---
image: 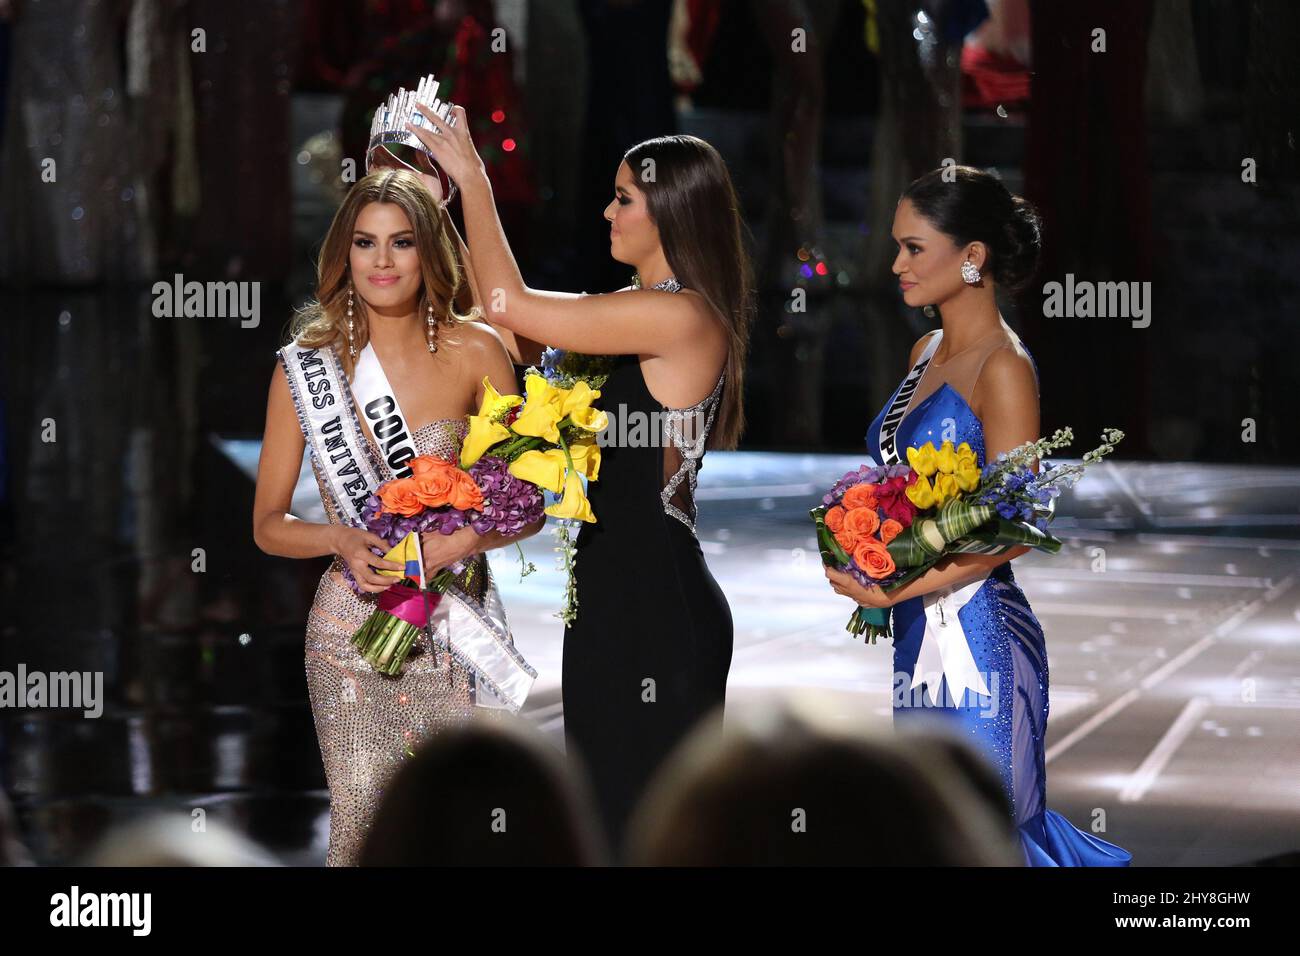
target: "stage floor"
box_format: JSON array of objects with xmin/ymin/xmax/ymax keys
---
[{"xmin": 11, "ymin": 446, "xmax": 1300, "ymax": 866}]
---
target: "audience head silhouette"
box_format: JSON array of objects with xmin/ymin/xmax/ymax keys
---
[
  {"xmin": 625, "ymin": 695, "xmax": 1023, "ymax": 865},
  {"xmin": 359, "ymin": 717, "xmax": 605, "ymax": 866}
]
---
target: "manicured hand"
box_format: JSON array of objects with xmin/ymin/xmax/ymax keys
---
[
  {"xmin": 405, "ymin": 103, "xmax": 486, "ymax": 193},
  {"xmin": 334, "ymin": 526, "xmax": 405, "ymax": 593},
  {"xmin": 421, "ymin": 526, "xmax": 478, "ymax": 576},
  {"xmin": 824, "ymin": 565, "xmax": 895, "ymax": 608}
]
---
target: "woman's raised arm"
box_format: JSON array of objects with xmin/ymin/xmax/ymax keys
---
[
  {"xmin": 447, "ymin": 215, "xmax": 545, "ymax": 367},
  {"xmin": 407, "ymin": 103, "xmax": 716, "ymax": 358}
]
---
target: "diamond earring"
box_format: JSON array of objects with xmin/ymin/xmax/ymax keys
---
[
  {"xmin": 426, "ymin": 300, "xmax": 438, "ymax": 353},
  {"xmin": 961, "ymin": 260, "xmax": 981, "ymax": 285},
  {"xmin": 346, "ymin": 284, "xmax": 357, "ymax": 359}
]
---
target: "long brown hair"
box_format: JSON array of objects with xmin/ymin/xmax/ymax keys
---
[
  {"xmin": 289, "ymin": 168, "xmax": 479, "ymax": 376},
  {"xmin": 622, "ymin": 135, "xmax": 753, "ymax": 450}
]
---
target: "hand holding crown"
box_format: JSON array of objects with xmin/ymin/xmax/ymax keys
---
[
  {"xmin": 365, "ymin": 74, "xmax": 479, "ymax": 205},
  {"xmin": 406, "ymin": 101, "xmax": 487, "ymax": 199}
]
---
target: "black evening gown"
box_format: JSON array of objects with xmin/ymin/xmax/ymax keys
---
[{"xmin": 562, "ymin": 319, "xmax": 733, "ymax": 852}]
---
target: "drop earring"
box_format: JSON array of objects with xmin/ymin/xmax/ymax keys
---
[
  {"xmin": 426, "ymin": 300, "xmax": 437, "ymax": 353},
  {"xmin": 961, "ymin": 260, "xmax": 981, "ymax": 285},
  {"xmin": 346, "ymin": 284, "xmax": 357, "ymax": 359}
]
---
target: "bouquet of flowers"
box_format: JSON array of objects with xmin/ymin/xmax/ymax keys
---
[
  {"xmin": 460, "ymin": 359, "xmax": 609, "ymax": 624},
  {"xmin": 344, "ymin": 451, "xmax": 545, "ymax": 676},
  {"xmin": 811, "ymin": 427, "xmax": 1124, "ymax": 643}
]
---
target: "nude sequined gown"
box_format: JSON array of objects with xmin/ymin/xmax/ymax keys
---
[{"xmin": 303, "ymin": 417, "xmax": 508, "ymax": 866}]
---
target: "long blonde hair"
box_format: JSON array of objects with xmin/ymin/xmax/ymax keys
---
[{"xmin": 289, "ymin": 168, "xmax": 479, "ymax": 376}]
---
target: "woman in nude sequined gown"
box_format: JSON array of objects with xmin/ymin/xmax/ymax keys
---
[
  {"xmin": 404, "ymin": 108, "xmax": 754, "ymax": 852},
  {"xmin": 254, "ymin": 169, "xmax": 542, "ymax": 865}
]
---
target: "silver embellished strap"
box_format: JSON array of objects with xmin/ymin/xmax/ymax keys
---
[
  {"xmin": 644, "ymin": 275, "xmax": 725, "ymax": 537},
  {"xmin": 660, "ymin": 371, "xmax": 725, "ymax": 536}
]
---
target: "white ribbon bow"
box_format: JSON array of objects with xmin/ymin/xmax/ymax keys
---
[{"xmin": 910, "ymin": 574, "xmax": 993, "ymax": 706}]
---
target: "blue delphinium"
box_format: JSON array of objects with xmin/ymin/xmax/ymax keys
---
[{"xmin": 539, "ymin": 347, "xmax": 566, "ymax": 384}]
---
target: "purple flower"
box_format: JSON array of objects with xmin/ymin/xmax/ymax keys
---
[{"xmin": 465, "ymin": 455, "xmax": 545, "ymax": 536}]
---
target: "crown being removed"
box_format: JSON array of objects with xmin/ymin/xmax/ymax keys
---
[{"xmin": 365, "ymin": 73, "xmax": 459, "ymax": 202}]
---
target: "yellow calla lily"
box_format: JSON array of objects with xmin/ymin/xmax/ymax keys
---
[
  {"xmin": 906, "ymin": 474, "xmax": 936, "ymax": 509},
  {"xmin": 461, "ymin": 416, "xmax": 512, "ymax": 468},
  {"xmin": 568, "ymin": 439, "xmax": 601, "ymax": 480},
  {"xmin": 906, "ymin": 442, "xmax": 939, "ymax": 478},
  {"xmin": 476, "ymin": 375, "xmax": 523, "ymax": 421},
  {"xmin": 545, "ymin": 470, "xmax": 596, "ymax": 522},
  {"xmin": 559, "ymin": 380, "xmax": 601, "ymax": 417},
  {"xmin": 522, "ymin": 371, "xmax": 567, "ymax": 407},
  {"xmin": 568, "ymin": 405, "xmax": 608, "ymax": 434},
  {"xmin": 511, "ymin": 375, "xmax": 565, "ymax": 444},
  {"xmin": 507, "ymin": 448, "xmax": 568, "ymax": 493}
]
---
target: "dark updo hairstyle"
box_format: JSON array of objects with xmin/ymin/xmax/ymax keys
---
[{"xmin": 901, "ymin": 165, "xmax": 1043, "ymax": 293}]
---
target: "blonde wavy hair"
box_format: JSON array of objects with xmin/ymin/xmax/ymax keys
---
[{"xmin": 289, "ymin": 168, "xmax": 481, "ymax": 377}]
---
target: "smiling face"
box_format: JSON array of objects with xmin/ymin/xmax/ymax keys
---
[
  {"xmin": 891, "ymin": 198, "xmax": 984, "ymax": 309},
  {"xmin": 603, "ymin": 161, "xmax": 660, "ymax": 266},
  {"xmin": 349, "ymin": 201, "xmax": 423, "ymax": 311}
]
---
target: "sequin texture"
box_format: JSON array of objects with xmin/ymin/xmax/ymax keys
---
[
  {"xmin": 304, "ymin": 417, "xmax": 507, "ymax": 866},
  {"xmin": 648, "ymin": 277, "xmax": 726, "ymax": 537}
]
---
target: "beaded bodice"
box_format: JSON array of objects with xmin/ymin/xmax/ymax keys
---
[{"xmin": 647, "ymin": 277, "xmax": 726, "ymax": 536}]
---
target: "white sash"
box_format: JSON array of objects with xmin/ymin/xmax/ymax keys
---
[
  {"xmin": 352, "ymin": 342, "xmax": 421, "ymax": 479},
  {"xmin": 877, "ymin": 330, "xmax": 943, "ymax": 465},
  {"xmin": 911, "ymin": 573, "xmax": 994, "ymax": 707},
  {"xmin": 278, "ymin": 342, "xmax": 380, "ymax": 526},
  {"xmin": 276, "ymin": 341, "xmax": 537, "ymax": 713}
]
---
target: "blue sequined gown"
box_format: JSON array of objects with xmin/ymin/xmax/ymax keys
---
[{"xmin": 865, "ymin": 330, "xmax": 1131, "ymax": 867}]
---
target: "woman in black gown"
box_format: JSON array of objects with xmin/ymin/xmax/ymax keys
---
[{"xmin": 404, "ymin": 110, "xmax": 752, "ymax": 851}]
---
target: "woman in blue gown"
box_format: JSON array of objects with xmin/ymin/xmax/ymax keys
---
[{"xmin": 826, "ymin": 166, "xmax": 1131, "ymax": 867}]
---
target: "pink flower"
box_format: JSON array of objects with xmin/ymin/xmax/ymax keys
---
[{"xmin": 876, "ymin": 474, "xmax": 918, "ymax": 527}]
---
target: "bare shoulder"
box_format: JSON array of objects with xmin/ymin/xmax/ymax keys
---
[
  {"xmin": 673, "ymin": 288, "xmax": 731, "ymax": 344},
  {"xmin": 269, "ymin": 353, "xmax": 292, "ymax": 394},
  {"xmin": 676, "ymin": 287, "xmax": 718, "ymax": 319},
  {"xmin": 978, "ymin": 339, "xmax": 1038, "ymax": 398},
  {"xmin": 459, "ymin": 319, "xmax": 510, "ymax": 356},
  {"xmin": 908, "ymin": 329, "xmax": 941, "ymax": 366}
]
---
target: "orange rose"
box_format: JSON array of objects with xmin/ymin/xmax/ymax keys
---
[
  {"xmin": 841, "ymin": 483, "xmax": 878, "ymax": 511},
  {"xmin": 412, "ymin": 464, "xmax": 457, "ymax": 509},
  {"xmin": 448, "ymin": 471, "xmax": 484, "ymax": 512},
  {"xmin": 824, "ymin": 505, "xmax": 846, "ymax": 533},
  {"xmin": 377, "ymin": 477, "xmax": 425, "ymax": 517},
  {"xmin": 833, "ymin": 527, "xmax": 859, "ymax": 552},
  {"xmin": 842, "ymin": 506, "xmax": 880, "ymax": 539},
  {"xmin": 853, "ymin": 538, "xmax": 897, "ymax": 579},
  {"xmin": 408, "ymin": 454, "xmax": 449, "ymax": 477},
  {"xmin": 879, "ymin": 518, "xmax": 903, "ymax": 545}
]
